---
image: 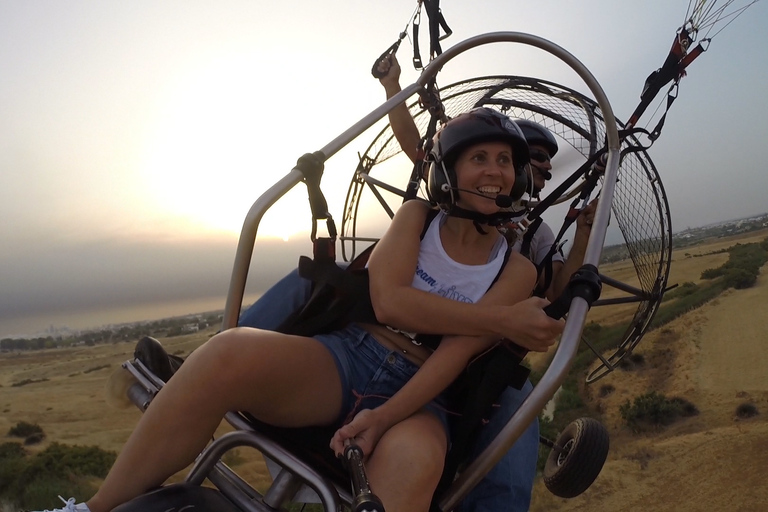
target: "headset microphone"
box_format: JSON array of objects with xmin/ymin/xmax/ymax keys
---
[{"xmin": 495, "ymin": 194, "xmax": 513, "ymax": 208}]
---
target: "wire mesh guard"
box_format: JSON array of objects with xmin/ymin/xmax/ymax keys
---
[{"xmin": 341, "ymin": 75, "xmax": 672, "ymax": 382}]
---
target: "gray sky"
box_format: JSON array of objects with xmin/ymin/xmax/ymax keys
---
[{"xmin": 2, "ymin": 1, "xmax": 767, "ymax": 337}]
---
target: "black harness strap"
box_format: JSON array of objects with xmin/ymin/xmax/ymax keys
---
[
  {"xmin": 424, "ymin": 0, "xmax": 451, "ymax": 60},
  {"xmin": 518, "ymin": 129, "xmax": 647, "ymax": 294},
  {"xmin": 420, "ymin": 207, "xmax": 440, "ymax": 238},
  {"xmin": 648, "ymin": 82, "xmax": 679, "ymax": 142},
  {"xmin": 294, "ymin": 151, "xmax": 337, "ymax": 243},
  {"xmin": 278, "ymin": 205, "xmax": 439, "ymax": 337},
  {"xmin": 518, "ymin": 148, "xmax": 606, "ymax": 235},
  {"xmin": 412, "ymin": 0, "xmax": 451, "ymax": 69},
  {"xmin": 404, "ymin": 80, "xmax": 445, "ymax": 202},
  {"xmin": 412, "ymin": 6, "xmax": 423, "ymax": 69},
  {"xmin": 520, "ymin": 216, "xmax": 542, "ymax": 260},
  {"xmin": 519, "ymin": 216, "xmax": 561, "ymax": 298},
  {"xmin": 277, "ymin": 247, "xmax": 378, "ymax": 337}
]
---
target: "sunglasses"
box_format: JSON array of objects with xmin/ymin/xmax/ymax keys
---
[{"xmin": 529, "ymin": 150, "xmax": 551, "ymax": 163}]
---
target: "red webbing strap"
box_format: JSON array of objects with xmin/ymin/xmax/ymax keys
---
[{"xmin": 678, "ymin": 41, "xmax": 706, "ymax": 70}]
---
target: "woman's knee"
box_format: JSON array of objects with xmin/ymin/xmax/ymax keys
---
[
  {"xmin": 184, "ymin": 328, "xmax": 272, "ymax": 386},
  {"xmin": 375, "ymin": 413, "xmax": 447, "ymax": 481},
  {"xmin": 364, "ymin": 413, "xmax": 447, "ymax": 512}
]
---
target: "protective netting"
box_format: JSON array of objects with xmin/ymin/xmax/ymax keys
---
[{"xmin": 342, "ymin": 76, "xmax": 672, "ymax": 381}]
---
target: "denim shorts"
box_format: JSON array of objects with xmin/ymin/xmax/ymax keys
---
[{"xmin": 312, "ymin": 323, "xmax": 452, "ymax": 434}]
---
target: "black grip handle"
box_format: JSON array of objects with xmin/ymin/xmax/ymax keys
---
[
  {"xmin": 543, "ymin": 292, "xmax": 572, "ymax": 320},
  {"xmin": 503, "ymin": 293, "xmax": 571, "ymax": 358},
  {"xmin": 543, "ymin": 264, "xmax": 601, "ymax": 320},
  {"xmin": 371, "ymin": 40, "xmax": 401, "ymax": 79},
  {"xmin": 344, "ymin": 443, "xmax": 385, "ymax": 512}
]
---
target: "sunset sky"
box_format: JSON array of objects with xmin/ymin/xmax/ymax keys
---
[{"xmin": 2, "ymin": 0, "xmax": 767, "ymax": 337}]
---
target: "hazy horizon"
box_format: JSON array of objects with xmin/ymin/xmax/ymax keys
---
[
  {"xmin": 4, "ymin": 209, "xmax": 766, "ymax": 340},
  {"xmin": 0, "ymin": 293, "xmax": 260, "ymax": 340}
]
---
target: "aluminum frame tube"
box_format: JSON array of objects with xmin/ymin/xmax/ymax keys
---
[
  {"xmin": 426, "ymin": 33, "xmax": 621, "ymax": 512},
  {"xmin": 215, "ymin": 30, "xmax": 621, "ymax": 512},
  {"xmin": 221, "ymin": 84, "xmax": 424, "ymax": 329},
  {"xmin": 186, "ymin": 430, "xmax": 343, "ymax": 512}
]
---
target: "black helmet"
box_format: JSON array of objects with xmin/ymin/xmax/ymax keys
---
[
  {"xmin": 427, "ymin": 108, "xmax": 529, "ymax": 209},
  {"xmin": 514, "ymin": 119, "xmax": 558, "ymax": 157}
]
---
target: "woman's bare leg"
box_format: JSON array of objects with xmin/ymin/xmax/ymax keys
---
[
  {"xmin": 365, "ymin": 411, "xmax": 447, "ymax": 512},
  {"xmin": 87, "ymin": 328, "xmax": 343, "ymax": 512}
]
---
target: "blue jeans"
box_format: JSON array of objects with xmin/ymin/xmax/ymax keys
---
[
  {"xmin": 313, "ymin": 323, "xmax": 452, "ymax": 433},
  {"xmin": 458, "ymin": 381, "xmax": 538, "ymax": 512},
  {"xmin": 238, "ymin": 269, "xmax": 538, "ymax": 512}
]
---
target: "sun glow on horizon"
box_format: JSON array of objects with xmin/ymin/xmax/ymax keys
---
[
  {"xmin": 133, "ymin": 43, "xmax": 435, "ymax": 243},
  {"xmin": 137, "ymin": 51, "xmax": 342, "ymax": 240}
]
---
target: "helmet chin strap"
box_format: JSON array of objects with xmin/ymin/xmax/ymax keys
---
[
  {"xmin": 440, "ymin": 185, "xmax": 521, "ymax": 233},
  {"xmin": 445, "ymin": 205, "xmax": 517, "ymax": 233}
]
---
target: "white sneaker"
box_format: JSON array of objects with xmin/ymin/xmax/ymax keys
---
[{"xmin": 31, "ymin": 496, "xmax": 91, "ymax": 512}]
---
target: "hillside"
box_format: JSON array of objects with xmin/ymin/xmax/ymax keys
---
[
  {"xmin": 1, "ymin": 230, "xmax": 767, "ymax": 510},
  {"xmin": 531, "ymin": 229, "xmax": 768, "ymax": 511}
]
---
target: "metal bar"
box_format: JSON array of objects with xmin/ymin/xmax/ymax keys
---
[
  {"xmin": 208, "ymin": 463, "xmax": 260, "ymax": 501},
  {"xmin": 185, "ymin": 431, "xmax": 342, "ymax": 512},
  {"xmin": 339, "ymin": 236, "xmax": 380, "ymax": 243},
  {"xmin": 261, "ymin": 468, "xmax": 305, "ymax": 510},
  {"xmin": 125, "ymin": 382, "xmax": 153, "ymax": 412},
  {"xmin": 431, "ymin": 32, "xmax": 621, "ymax": 512},
  {"xmin": 317, "ymin": 83, "xmax": 425, "ymax": 160},
  {"xmin": 593, "ymin": 296, "xmax": 646, "ymax": 307},
  {"xmin": 599, "ymin": 273, "xmax": 652, "ymax": 298},
  {"xmin": 121, "ymin": 361, "xmax": 159, "ymax": 397},
  {"xmin": 440, "ymin": 300, "xmax": 591, "ymax": 510},
  {"xmin": 206, "ymin": 466, "xmax": 275, "ymax": 512},
  {"xmin": 221, "ymin": 170, "xmax": 304, "ymax": 329},
  {"xmin": 221, "ymin": 84, "xmax": 426, "ymax": 330},
  {"xmin": 213, "ymin": 30, "xmax": 622, "ymax": 512},
  {"xmin": 365, "ymin": 179, "xmax": 396, "ymax": 219},
  {"xmin": 361, "ymin": 174, "xmax": 407, "ymax": 197},
  {"xmin": 224, "ymin": 413, "xmax": 354, "ymax": 506}
]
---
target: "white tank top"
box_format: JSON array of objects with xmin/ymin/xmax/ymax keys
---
[{"xmin": 412, "ymin": 211, "xmax": 508, "ymax": 303}]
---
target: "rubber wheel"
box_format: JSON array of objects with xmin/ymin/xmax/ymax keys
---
[{"xmin": 543, "ymin": 417, "xmax": 609, "ymax": 498}]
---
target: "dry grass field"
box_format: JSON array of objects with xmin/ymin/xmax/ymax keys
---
[
  {"xmin": 531, "ymin": 229, "xmax": 768, "ymax": 511},
  {"xmin": 1, "ymin": 229, "xmax": 767, "ymax": 510}
]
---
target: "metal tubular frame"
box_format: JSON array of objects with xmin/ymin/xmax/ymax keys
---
[
  {"xmin": 126, "ymin": 31, "xmax": 621, "ymax": 512},
  {"xmin": 429, "ymin": 34, "xmax": 620, "ymax": 511}
]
